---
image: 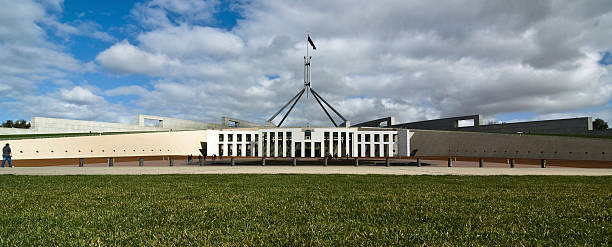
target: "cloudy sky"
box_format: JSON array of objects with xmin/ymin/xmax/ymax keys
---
[{"xmin": 1, "ymin": 0, "xmax": 611, "ymax": 127}]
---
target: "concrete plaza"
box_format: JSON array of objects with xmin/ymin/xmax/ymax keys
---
[{"xmin": 1, "ymin": 165, "xmax": 611, "ymax": 176}]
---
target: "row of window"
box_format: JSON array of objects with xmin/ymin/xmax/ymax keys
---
[
  {"xmin": 261, "ymin": 132, "xmax": 293, "ymax": 141},
  {"xmin": 219, "ymin": 133, "xmax": 258, "ymax": 142},
  {"xmin": 356, "ymin": 133, "xmax": 397, "ymax": 142},
  {"xmin": 220, "ymin": 131, "xmax": 398, "ymax": 143},
  {"xmin": 217, "ymin": 141, "xmax": 396, "ymax": 157}
]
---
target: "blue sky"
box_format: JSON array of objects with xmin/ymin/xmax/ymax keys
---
[{"xmin": 1, "ymin": 0, "xmax": 612, "ymax": 126}]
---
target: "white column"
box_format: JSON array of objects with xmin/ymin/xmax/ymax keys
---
[
  {"xmin": 266, "ymin": 133, "xmax": 270, "ymax": 157},
  {"xmin": 351, "ymin": 132, "xmax": 356, "ymax": 157},
  {"xmin": 257, "ymin": 134, "xmax": 262, "ymax": 157},
  {"xmin": 320, "ymin": 141, "xmax": 324, "ymax": 157},
  {"xmin": 309, "ymin": 142, "xmax": 313, "ymax": 157},
  {"xmin": 291, "ymin": 141, "xmax": 295, "ymax": 158},
  {"xmin": 300, "ymin": 142, "xmax": 305, "ymax": 157},
  {"xmin": 282, "ymin": 132, "xmax": 287, "ymax": 157},
  {"xmin": 337, "ymin": 132, "xmax": 342, "ymax": 157},
  {"xmin": 273, "ymin": 134, "xmax": 278, "ymax": 157}
]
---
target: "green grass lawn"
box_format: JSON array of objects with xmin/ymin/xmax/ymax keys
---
[{"xmin": 0, "ymin": 175, "xmax": 610, "ymax": 246}]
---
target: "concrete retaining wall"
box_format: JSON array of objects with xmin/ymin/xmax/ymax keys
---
[
  {"xmin": 5, "ymin": 130, "xmax": 206, "ymax": 160},
  {"xmin": 410, "ymin": 129, "xmax": 612, "ymax": 161},
  {"xmin": 459, "ymin": 117, "xmax": 592, "ymax": 134},
  {"xmin": 30, "ymin": 117, "xmax": 166, "ymax": 134}
]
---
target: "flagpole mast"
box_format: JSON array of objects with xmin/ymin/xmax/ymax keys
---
[{"xmin": 267, "ymin": 33, "xmax": 349, "ymax": 127}]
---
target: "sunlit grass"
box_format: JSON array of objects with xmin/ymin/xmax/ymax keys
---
[{"xmin": 0, "ymin": 175, "xmax": 610, "ymax": 245}]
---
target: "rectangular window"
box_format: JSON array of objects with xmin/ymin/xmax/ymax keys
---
[
  {"xmin": 246, "ymin": 144, "xmax": 251, "ymax": 156},
  {"xmin": 374, "ymin": 134, "xmax": 380, "ymax": 142},
  {"xmin": 358, "ymin": 145, "xmax": 361, "ymax": 157},
  {"xmin": 255, "ymin": 134, "xmax": 259, "ymax": 141},
  {"xmin": 286, "ymin": 140, "xmax": 291, "ymax": 156},
  {"xmin": 219, "ymin": 134, "xmax": 223, "ymax": 142},
  {"xmin": 305, "ymin": 142, "xmax": 312, "ymax": 157},
  {"xmin": 365, "ymin": 134, "xmax": 371, "ymax": 142},
  {"xmin": 270, "ymin": 132, "xmax": 275, "ymax": 140},
  {"xmin": 286, "ymin": 132, "xmax": 292, "ymax": 140},
  {"xmin": 237, "ymin": 134, "xmax": 242, "ymax": 142},
  {"xmin": 393, "ymin": 134, "xmax": 398, "ymax": 142},
  {"xmin": 228, "ymin": 144, "xmax": 233, "ymax": 156},
  {"xmin": 324, "ymin": 140, "xmax": 329, "ymax": 156},
  {"xmin": 358, "ymin": 134, "xmax": 361, "ymax": 142},
  {"xmin": 349, "ymin": 133, "xmax": 353, "ymax": 156},
  {"xmin": 295, "ymin": 142, "xmax": 301, "ymax": 157},
  {"xmin": 341, "ymin": 132, "xmax": 346, "ymax": 157},
  {"xmin": 228, "ymin": 134, "xmax": 233, "ymax": 142},
  {"xmin": 237, "ymin": 144, "xmax": 242, "ymax": 156},
  {"xmin": 218, "ymin": 144, "xmax": 223, "ymax": 156},
  {"xmin": 324, "ymin": 132, "xmax": 330, "ymax": 140},
  {"xmin": 246, "ymin": 134, "xmax": 251, "ymax": 142},
  {"xmin": 278, "ymin": 132, "xmax": 283, "ymax": 140},
  {"xmin": 384, "ymin": 144, "xmax": 389, "ymax": 157},
  {"xmin": 384, "ymin": 134, "xmax": 389, "ymax": 142},
  {"xmin": 305, "ymin": 130, "xmax": 311, "ymax": 140},
  {"xmin": 333, "ymin": 132, "xmax": 338, "ymax": 140},
  {"xmin": 278, "ymin": 139, "xmax": 282, "ymax": 156}
]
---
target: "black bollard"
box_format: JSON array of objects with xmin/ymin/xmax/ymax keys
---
[
  {"xmin": 139, "ymin": 158, "xmax": 144, "ymax": 167},
  {"xmin": 541, "ymin": 159, "xmax": 546, "ymax": 168},
  {"xmin": 354, "ymin": 158, "xmax": 359, "ymax": 167},
  {"xmin": 79, "ymin": 158, "xmax": 84, "ymax": 167},
  {"xmin": 386, "ymin": 157, "xmax": 390, "ymax": 167},
  {"xmin": 293, "ymin": 157, "xmax": 297, "ymax": 166},
  {"xmin": 169, "ymin": 157, "xmax": 174, "ymax": 166},
  {"xmin": 231, "ymin": 157, "xmax": 235, "ymax": 166},
  {"xmin": 479, "ymin": 158, "xmax": 483, "ymax": 168},
  {"xmin": 447, "ymin": 157, "xmax": 452, "ymax": 167},
  {"xmin": 510, "ymin": 158, "xmax": 515, "ymax": 168},
  {"xmin": 416, "ymin": 158, "xmax": 421, "ymax": 167},
  {"xmin": 108, "ymin": 157, "xmax": 114, "ymax": 167}
]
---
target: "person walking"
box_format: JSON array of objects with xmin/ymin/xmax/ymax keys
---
[{"xmin": 2, "ymin": 143, "xmax": 12, "ymax": 168}]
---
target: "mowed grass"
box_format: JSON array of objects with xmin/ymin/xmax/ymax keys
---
[{"xmin": 0, "ymin": 175, "xmax": 610, "ymax": 246}]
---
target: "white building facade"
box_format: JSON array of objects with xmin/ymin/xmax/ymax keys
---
[{"xmin": 205, "ymin": 128, "xmax": 411, "ymax": 158}]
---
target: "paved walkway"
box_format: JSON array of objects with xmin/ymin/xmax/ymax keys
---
[{"xmin": 1, "ymin": 166, "xmax": 611, "ymax": 176}]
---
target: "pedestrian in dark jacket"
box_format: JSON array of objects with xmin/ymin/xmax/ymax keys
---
[{"xmin": 2, "ymin": 143, "xmax": 12, "ymax": 168}]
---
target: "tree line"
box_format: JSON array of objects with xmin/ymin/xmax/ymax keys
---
[
  {"xmin": 1, "ymin": 119, "xmax": 31, "ymax": 129},
  {"xmin": 593, "ymin": 118, "xmax": 608, "ymax": 130}
]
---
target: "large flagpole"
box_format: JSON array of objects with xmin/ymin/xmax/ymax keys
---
[{"xmin": 267, "ymin": 34, "xmax": 349, "ymax": 127}]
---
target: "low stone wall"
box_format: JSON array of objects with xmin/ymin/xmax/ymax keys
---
[{"xmin": 410, "ymin": 129, "xmax": 612, "ymax": 161}]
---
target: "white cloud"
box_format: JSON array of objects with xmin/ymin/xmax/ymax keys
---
[
  {"xmin": 95, "ymin": 41, "xmax": 181, "ymax": 75},
  {"xmin": 91, "ymin": 0, "xmax": 612, "ymax": 125},
  {"xmin": 60, "ymin": 86, "xmax": 105, "ymax": 105},
  {"xmin": 0, "ymin": 0, "xmax": 604, "ymax": 126},
  {"xmin": 0, "ymin": 0, "xmax": 85, "ymax": 101},
  {"xmin": 131, "ymin": 0, "xmax": 219, "ymax": 29},
  {"xmin": 138, "ymin": 25, "xmax": 245, "ymax": 58}
]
